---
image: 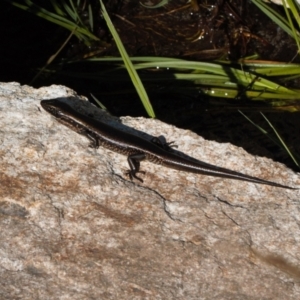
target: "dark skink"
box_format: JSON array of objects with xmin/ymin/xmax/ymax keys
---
[{"xmin": 40, "ymin": 99, "xmax": 297, "ymax": 189}]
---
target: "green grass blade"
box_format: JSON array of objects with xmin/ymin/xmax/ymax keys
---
[
  {"xmin": 140, "ymin": 0, "xmax": 169, "ymax": 9},
  {"xmin": 49, "ymin": 0, "xmax": 65, "ymax": 16},
  {"xmin": 252, "ymin": 0, "xmax": 300, "ymax": 42},
  {"xmin": 90, "ymin": 93, "xmax": 109, "ymax": 111},
  {"xmin": 88, "ymin": 3, "xmax": 94, "ymax": 31},
  {"xmin": 282, "ymin": 0, "xmax": 300, "ymax": 52},
  {"xmin": 239, "ymin": 110, "xmax": 299, "ymax": 167},
  {"xmin": 64, "ymin": 0, "xmax": 78, "ymax": 21},
  {"xmin": 260, "ymin": 112, "xmax": 299, "ymax": 167},
  {"xmin": 99, "ymin": 0, "xmax": 155, "ymax": 117},
  {"xmin": 10, "ymin": 0, "xmax": 99, "ymax": 42}
]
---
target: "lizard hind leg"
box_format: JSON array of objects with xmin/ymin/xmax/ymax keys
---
[{"xmin": 126, "ymin": 153, "xmax": 146, "ymax": 182}]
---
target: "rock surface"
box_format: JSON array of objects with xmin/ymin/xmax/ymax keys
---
[{"xmin": 0, "ymin": 82, "xmax": 300, "ymax": 299}]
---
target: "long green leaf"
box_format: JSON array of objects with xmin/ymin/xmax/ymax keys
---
[
  {"xmin": 99, "ymin": 0, "xmax": 155, "ymax": 117},
  {"xmin": 239, "ymin": 110, "xmax": 299, "ymax": 167},
  {"xmin": 252, "ymin": 0, "xmax": 300, "ymax": 43}
]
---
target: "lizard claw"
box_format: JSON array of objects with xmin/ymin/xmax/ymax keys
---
[{"xmin": 125, "ymin": 170, "xmax": 145, "ymax": 182}]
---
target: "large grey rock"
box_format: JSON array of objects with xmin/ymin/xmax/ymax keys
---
[{"xmin": 0, "ymin": 82, "xmax": 299, "ymax": 299}]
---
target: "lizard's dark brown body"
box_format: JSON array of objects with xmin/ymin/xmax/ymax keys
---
[{"xmin": 41, "ymin": 99, "xmax": 297, "ymax": 189}]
